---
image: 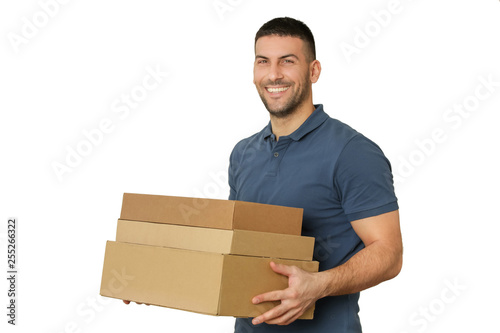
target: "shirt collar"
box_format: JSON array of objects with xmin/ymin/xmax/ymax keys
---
[{"xmin": 263, "ymin": 104, "xmax": 328, "ymax": 141}]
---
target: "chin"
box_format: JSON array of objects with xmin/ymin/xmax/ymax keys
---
[{"xmin": 267, "ymin": 106, "xmax": 296, "ymax": 119}]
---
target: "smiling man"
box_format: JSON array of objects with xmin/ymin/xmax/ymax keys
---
[{"xmin": 228, "ymin": 17, "xmax": 403, "ymax": 332}]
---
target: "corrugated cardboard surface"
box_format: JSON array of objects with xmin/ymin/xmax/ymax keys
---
[
  {"xmin": 100, "ymin": 241, "xmax": 224, "ymax": 314},
  {"xmin": 120, "ymin": 193, "xmax": 303, "ymax": 235},
  {"xmin": 100, "ymin": 241, "xmax": 319, "ymax": 319},
  {"xmin": 218, "ymin": 254, "xmax": 319, "ymax": 319},
  {"xmin": 116, "ymin": 219, "xmax": 315, "ymax": 260}
]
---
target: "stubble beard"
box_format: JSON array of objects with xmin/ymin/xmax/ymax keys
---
[{"xmin": 258, "ymin": 78, "xmax": 311, "ymax": 119}]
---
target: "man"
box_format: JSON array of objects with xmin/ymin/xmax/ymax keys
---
[{"xmin": 228, "ymin": 17, "xmax": 403, "ymax": 332}]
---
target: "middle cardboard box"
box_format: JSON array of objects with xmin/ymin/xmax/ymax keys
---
[{"xmin": 116, "ymin": 219, "xmax": 315, "ymax": 261}]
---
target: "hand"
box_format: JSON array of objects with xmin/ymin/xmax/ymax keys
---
[
  {"xmin": 123, "ymin": 300, "xmax": 150, "ymax": 306},
  {"xmin": 251, "ymin": 261, "xmax": 324, "ymax": 326}
]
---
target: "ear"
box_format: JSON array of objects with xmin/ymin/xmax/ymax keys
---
[{"xmin": 310, "ymin": 60, "xmax": 321, "ymax": 84}]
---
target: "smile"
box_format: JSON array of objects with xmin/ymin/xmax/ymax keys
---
[{"xmin": 266, "ymin": 86, "xmax": 290, "ymax": 93}]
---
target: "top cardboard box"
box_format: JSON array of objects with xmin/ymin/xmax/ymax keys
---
[{"xmin": 120, "ymin": 193, "xmax": 303, "ymax": 235}]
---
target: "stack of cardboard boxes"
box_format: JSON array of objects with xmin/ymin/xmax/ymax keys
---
[{"xmin": 100, "ymin": 193, "xmax": 319, "ymax": 319}]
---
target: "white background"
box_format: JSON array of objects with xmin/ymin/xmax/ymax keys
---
[{"xmin": 1, "ymin": 0, "xmax": 499, "ymax": 332}]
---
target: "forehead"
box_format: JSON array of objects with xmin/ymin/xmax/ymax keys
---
[{"xmin": 255, "ymin": 35, "xmax": 306, "ymax": 59}]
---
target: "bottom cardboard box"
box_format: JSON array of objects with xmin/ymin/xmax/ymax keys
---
[{"xmin": 100, "ymin": 241, "xmax": 319, "ymax": 319}]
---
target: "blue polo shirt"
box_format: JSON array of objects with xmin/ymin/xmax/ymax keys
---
[{"xmin": 229, "ymin": 104, "xmax": 398, "ymax": 333}]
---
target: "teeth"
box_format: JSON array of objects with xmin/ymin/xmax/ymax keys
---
[{"xmin": 267, "ymin": 87, "xmax": 289, "ymax": 93}]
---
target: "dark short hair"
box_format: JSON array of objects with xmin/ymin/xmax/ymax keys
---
[{"xmin": 255, "ymin": 17, "xmax": 316, "ymax": 62}]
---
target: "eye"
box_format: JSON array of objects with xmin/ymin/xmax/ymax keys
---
[
  {"xmin": 256, "ymin": 59, "xmax": 268, "ymax": 64},
  {"xmin": 282, "ymin": 59, "xmax": 294, "ymax": 64}
]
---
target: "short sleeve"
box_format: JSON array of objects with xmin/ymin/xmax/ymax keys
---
[
  {"xmin": 228, "ymin": 142, "xmax": 242, "ymax": 200},
  {"xmin": 228, "ymin": 151, "xmax": 236, "ymax": 200},
  {"xmin": 333, "ymin": 134, "xmax": 398, "ymax": 222}
]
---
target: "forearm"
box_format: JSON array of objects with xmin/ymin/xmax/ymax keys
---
[{"xmin": 316, "ymin": 240, "xmax": 403, "ymax": 298}]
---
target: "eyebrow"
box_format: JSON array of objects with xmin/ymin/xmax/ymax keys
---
[{"xmin": 255, "ymin": 54, "xmax": 300, "ymax": 60}]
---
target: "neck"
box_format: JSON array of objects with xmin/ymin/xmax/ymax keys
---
[{"xmin": 270, "ymin": 102, "xmax": 316, "ymax": 140}]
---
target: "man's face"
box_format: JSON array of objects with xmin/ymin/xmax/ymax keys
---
[{"xmin": 253, "ymin": 35, "xmax": 313, "ymax": 118}]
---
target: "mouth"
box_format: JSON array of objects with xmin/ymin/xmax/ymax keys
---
[{"xmin": 265, "ymin": 86, "xmax": 290, "ymax": 94}]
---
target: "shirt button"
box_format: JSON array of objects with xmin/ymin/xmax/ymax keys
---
[{"xmin": 274, "ymin": 152, "xmax": 279, "ymax": 157}]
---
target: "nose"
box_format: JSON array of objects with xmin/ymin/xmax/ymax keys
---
[{"xmin": 268, "ymin": 63, "xmax": 284, "ymax": 83}]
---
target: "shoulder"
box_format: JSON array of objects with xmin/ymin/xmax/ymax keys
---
[
  {"xmin": 332, "ymin": 128, "xmax": 393, "ymax": 192},
  {"xmin": 313, "ymin": 114, "xmax": 373, "ymax": 162},
  {"xmin": 324, "ymin": 117, "xmax": 359, "ymax": 139},
  {"xmin": 314, "ymin": 112, "xmax": 361, "ymax": 148},
  {"xmin": 315, "ymin": 113, "xmax": 391, "ymax": 175},
  {"xmin": 232, "ymin": 132, "xmax": 259, "ymax": 151},
  {"xmin": 318, "ymin": 113, "xmax": 384, "ymax": 157},
  {"xmin": 229, "ymin": 127, "xmax": 266, "ymax": 162}
]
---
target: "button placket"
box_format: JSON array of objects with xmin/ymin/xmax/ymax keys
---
[{"xmin": 267, "ymin": 139, "xmax": 291, "ymax": 176}]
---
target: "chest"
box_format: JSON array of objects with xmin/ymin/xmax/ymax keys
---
[{"xmin": 233, "ymin": 138, "xmax": 342, "ymax": 226}]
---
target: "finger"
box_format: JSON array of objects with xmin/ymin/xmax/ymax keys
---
[
  {"xmin": 252, "ymin": 303, "xmax": 288, "ymax": 325},
  {"xmin": 252, "ymin": 289, "xmax": 286, "ymax": 304},
  {"xmin": 123, "ymin": 300, "xmax": 130, "ymax": 305},
  {"xmin": 269, "ymin": 261, "xmax": 294, "ymax": 277},
  {"xmin": 265, "ymin": 306, "xmax": 302, "ymax": 326},
  {"xmin": 286, "ymin": 310, "xmax": 306, "ymax": 325}
]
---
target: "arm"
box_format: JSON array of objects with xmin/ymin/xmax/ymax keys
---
[
  {"xmin": 251, "ymin": 210, "xmax": 403, "ymax": 326},
  {"xmin": 319, "ymin": 209, "xmax": 402, "ymax": 297}
]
